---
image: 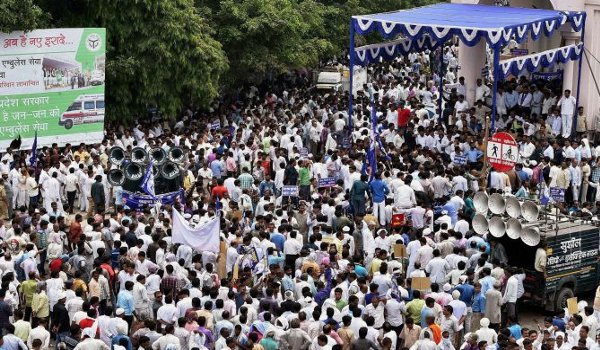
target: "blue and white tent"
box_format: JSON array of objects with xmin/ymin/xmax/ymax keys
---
[{"xmin": 348, "ymin": 3, "xmax": 587, "ymax": 131}]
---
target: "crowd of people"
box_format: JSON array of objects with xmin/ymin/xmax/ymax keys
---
[{"xmin": 0, "ymin": 41, "xmax": 599, "ymax": 350}]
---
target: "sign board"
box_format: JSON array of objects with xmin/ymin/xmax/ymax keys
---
[
  {"xmin": 318, "ymin": 177, "xmax": 336, "ymax": 188},
  {"xmin": 532, "ymin": 71, "xmax": 563, "ymax": 81},
  {"xmin": 210, "ymin": 120, "xmax": 221, "ymax": 130},
  {"xmin": 510, "ymin": 48, "xmax": 529, "ymax": 57},
  {"xmin": 282, "ymin": 185, "xmax": 299, "ymax": 197},
  {"xmin": 549, "ymin": 187, "xmax": 565, "ymax": 202},
  {"xmin": 0, "ymin": 28, "xmax": 106, "ymax": 149},
  {"xmin": 299, "ymin": 147, "xmax": 308, "ymax": 157},
  {"xmin": 454, "ymin": 155, "xmax": 467, "ymax": 165},
  {"xmin": 487, "ymin": 132, "xmax": 518, "ymax": 172}
]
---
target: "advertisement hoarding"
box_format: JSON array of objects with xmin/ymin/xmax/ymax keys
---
[{"xmin": 0, "ymin": 28, "xmax": 106, "ymax": 149}]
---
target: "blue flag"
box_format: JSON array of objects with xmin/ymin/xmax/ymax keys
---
[
  {"xmin": 140, "ymin": 161, "xmax": 156, "ymax": 198},
  {"xmin": 29, "ymin": 131, "xmax": 37, "ymax": 167}
]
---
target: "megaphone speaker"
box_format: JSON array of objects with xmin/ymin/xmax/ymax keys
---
[
  {"xmin": 489, "ymin": 193, "xmax": 506, "ymax": 215},
  {"xmin": 488, "ymin": 216, "xmax": 506, "ymax": 238},
  {"xmin": 506, "ymin": 218, "xmax": 522, "ymax": 239},
  {"xmin": 473, "ymin": 213, "xmax": 489, "ymax": 235},
  {"xmin": 473, "ymin": 192, "xmax": 489, "ymax": 214},
  {"xmin": 505, "ymin": 196, "xmax": 521, "ymax": 219}
]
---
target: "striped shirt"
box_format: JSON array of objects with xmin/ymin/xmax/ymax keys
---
[{"xmin": 237, "ymin": 173, "xmax": 254, "ymax": 189}]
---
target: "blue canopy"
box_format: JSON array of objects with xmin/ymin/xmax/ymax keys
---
[{"xmin": 352, "ymin": 3, "xmax": 585, "ymax": 47}]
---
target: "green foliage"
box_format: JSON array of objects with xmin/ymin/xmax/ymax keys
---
[
  {"xmin": 203, "ymin": 0, "xmax": 334, "ymax": 84},
  {"xmin": 0, "ymin": 0, "xmax": 48, "ymax": 33},
  {"xmin": 88, "ymin": 0, "xmax": 228, "ymax": 120},
  {"xmin": 1, "ymin": 0, "xmax": 441, "ymax": 121}
]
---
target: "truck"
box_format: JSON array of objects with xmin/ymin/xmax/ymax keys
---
[
  {"xmin": 314, "ymin": 66, "xmax": 368, "ymax": 95},
  {"xmin": 501, "ymin": 221, "xmax": 599, "ymax": 312}
]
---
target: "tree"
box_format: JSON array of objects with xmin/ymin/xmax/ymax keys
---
[
  {"xmin": 0, "ymin": 0, "xmax": 48, "ymax": 33},
  {"xmin": 37, "ymin": 0, "xmax": 228, "ymax": 121},
  {"xmin": 202, "ymin": 0, "xmax": 334, "ymax": 85}
]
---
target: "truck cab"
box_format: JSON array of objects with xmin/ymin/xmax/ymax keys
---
[{"xmin": 503, "ymin": 221, "xmax": 600, "ymax": 312}]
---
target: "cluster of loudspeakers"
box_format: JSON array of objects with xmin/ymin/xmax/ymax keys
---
[
  {"xmin": 106, "ymin": 146, "xmax": 184, "ymax": 193},
  {"xmin": 472, "ymin": 192, "xmax": 542, "ymax": 246}
]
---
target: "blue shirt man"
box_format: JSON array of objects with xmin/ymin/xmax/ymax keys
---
[
  {"xmin": 210, "ymin": 159, "xmax": 224, "ymax": 179},
  {"xmin": 117, "ymin": 282, "xmax": 135, "ymax": 316},
  {"xmin": 472, "ymin": 290, "xmax": 486, "ymax": 313},
  {"xmin": 369, "ymin": 178, "xmax": 390, "ymax": 203},
  {"xmin": 454, "ymin": 282, "xmax": 475, "ymax": 307},
  {"xmin": 466, "ymin": 148, "xmax": 483, "ymax": 163}
]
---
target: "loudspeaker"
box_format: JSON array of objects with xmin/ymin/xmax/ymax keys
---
[
  {"xmin": 505, "ymin": 196, "xmax": 521, "ymax": 219},
  {"xmin": 489, "ymin": 193, "xmax": 506, "ymax": 215},
  {"xmin": 473, "ymin": 214, "xmax": 489, "ymax": 235},
  {"xmin": 521, "ymin": 226, "xmax": 541, "ymax": 246},
  {"xmin": 522, "ymin": 201, "xmax": 539, "ymax": 222},
  {"xmin": 473, "ymin": 192, "xmax": 489, "ymax": 214},
  {"xmin": 109, "ymin": 147, "xmax": 126, "ymax": 166},
  {"xmin": 107, "ymin": 169, "xmax": 125, "ymax": 186},
  {"xmin": 489, "ymin": 216, "xmax": 506, "ymax": 238},
  {"xmin": 506, "ymin": 218, "xmax": 522, "ymax": 239}
]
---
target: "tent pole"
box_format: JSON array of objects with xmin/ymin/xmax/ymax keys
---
[
  {"xmin": 438, "ymin": 46, "xmax": 445, "ymax": 124},
  {"xmin": 573, "ymin": 21, "xmax": 586, "ymax": 137},
  {"xmin": 490, "ymin": 44, "xmax": 500, "ymax": 132},
  {"xmin": 348, "ymin": 19, "xmax": 355, "ymax": 131}
]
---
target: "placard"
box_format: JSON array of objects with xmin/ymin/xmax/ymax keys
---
[
  {"xmin": 282, "ymin": 185, "xmax": 299, "ymax": 197},
  {"xmin": 412, "ymin": 277, "xmax": 431, "ymax": 291},
  {"xmin": 210, "ymin": 120, "xmax": 221, "ymax": 130},
  {"xmin": 299, "ymin": 147, "xmax": 308, "ymax": 157},
  {"xmin": 549, "ymin": 187, "xmax": 565, "ymax": 202},
  {"xmin": 454, "ymin": 155, "xmax": 467, "ymax": 165},
  {"xmin": 510, "ymin": 48, "xmax": 529, "ymax": 57},
  {"xmin": 567, "ymin": 297, "xmax": 578, "ymax": 315},
  {"xmin": 393, "ymin": 244, "xmax": 407, "ymax": 258},
  {"xmin": 318, "ymin": 177, "xmax": 336, "ymax": 188}
]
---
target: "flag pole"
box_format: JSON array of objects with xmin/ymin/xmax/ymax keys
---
[{"xmin": 482, "ymin": 116, "xmax": 490, "ymax": 190}]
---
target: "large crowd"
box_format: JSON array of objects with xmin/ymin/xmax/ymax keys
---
[{"xmin": 0, "ymin": 42, "xmax": 599, "ymax": 350}]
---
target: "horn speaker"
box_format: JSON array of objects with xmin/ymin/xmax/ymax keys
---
[
  {"xmin": 488, "ymin": 193, "xmax": 506, "ymax": 215},
  {"xmin": 488, "ymin": 216, "xmax": 506, "ymax": 238},
  {"xmin": 473, "ymin": 192, "xmax": 489, "ymax": 214},
  {"xmin": 472, "ymin": 214, "xmax": 489, "ymax": 235}
]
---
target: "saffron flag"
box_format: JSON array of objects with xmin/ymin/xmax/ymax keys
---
[{"xmin": 172, "ymin": 209, "xmax": 220, "ymax": 253}]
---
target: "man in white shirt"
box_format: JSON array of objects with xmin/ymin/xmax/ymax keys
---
[
  {"xmin": 475, "ymin": 79, "xmax": 491, "ymax": 104},
  {"xmin": 557, "ymin": 89, "xmax": 577, "ymax": 138},
  {"xmin": 502, "ymin": 268, "xmax": 518, "ymax": 321},
  {"xmin": 425, "ymin": 249, "xmax": 451, "ymax": 284}
]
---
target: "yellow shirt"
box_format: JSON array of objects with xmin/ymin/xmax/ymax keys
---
[
  {"xmin": 32, "ymin": 292, "xmax": 50, "ymax": 318},
  {"xmin": 20, "ymin": 279, "xmax": 37, "ymax": 307},
  {"xmin": 13, "ymin": 319, "xmax": 31, "ymax": 342}
]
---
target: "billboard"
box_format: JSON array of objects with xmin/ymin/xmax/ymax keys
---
[{"xmin": 0, "ymin": 28, "xmax": 106, "ymax": 149}]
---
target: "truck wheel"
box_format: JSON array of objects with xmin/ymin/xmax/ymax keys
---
[
  {"xmin": 64, "ymin": 119, "xmax": 73, "ymax": 129},
  {"xmin": 555, "ymin": 287, "xmax": 574, "ymax": 312}
]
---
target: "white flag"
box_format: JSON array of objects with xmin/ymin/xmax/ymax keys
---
[{"xmin": 172, "ymin": 209, "xmax": 220, "ymax": 253}]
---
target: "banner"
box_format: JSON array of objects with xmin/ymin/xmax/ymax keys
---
[
  {"xmin": 0, "ymin": 28, "xmax": 106, "ymax": 149},
  {"xmin": 171, "ymin": 209, "xmax": 220, "ymax": 253},
  {"xmin": 121, "ymin": 190, "xmax": 182, "ymax": 210},
  {"xmin": 532, "ymin": 71, "xmax": 563, "ymax": 81}
]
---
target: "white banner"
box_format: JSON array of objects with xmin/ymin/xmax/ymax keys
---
[{"xmin": 172, "ymin": 209, "xmax": 220, "ymax": 253}]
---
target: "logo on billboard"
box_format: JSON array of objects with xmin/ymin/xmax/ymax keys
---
[{"xmin": 86, "ymin": 33, "xmax": 102, "ymax": 51}]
